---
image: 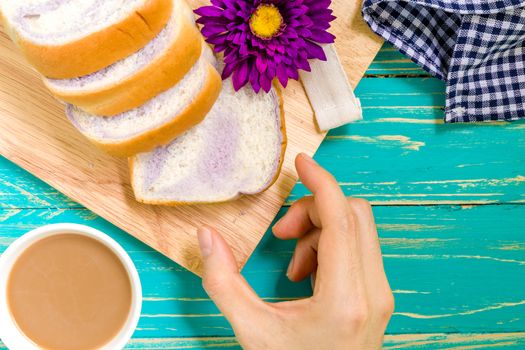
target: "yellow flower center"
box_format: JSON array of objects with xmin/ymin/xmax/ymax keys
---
[{"xmin": 249, "ymin": 4, "xmax": 283, "ymax": 40}]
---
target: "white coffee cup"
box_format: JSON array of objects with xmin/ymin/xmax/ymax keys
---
[{"xmin": 0, "ymin": 223, "xmax": 142, "ymax": 350}]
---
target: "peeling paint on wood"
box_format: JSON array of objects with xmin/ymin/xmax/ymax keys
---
[
  {"xmin": 2, "ymin": 333, "xmax": 523, "ymax": 349},
  {"xmin": 396, "ymin": 301, "xmax": 525, "ymax": 319},
  {"xmin": 0, "ymin": 205, "xmax": 523, "ymax": 338},
  {"xmin": 2, "ymin": 75, "xmax": 524, "ymax": 208},
  {"xmin": 383, "ymin": 332, "xmax": 525, "ymax": 349},
  {"xmin": 1, "ymin": 43, "xmax": 524, "ymax": 348},
  {"xmin": 326, "ymin": 134, "xmax": 426, "ymax": 151}
]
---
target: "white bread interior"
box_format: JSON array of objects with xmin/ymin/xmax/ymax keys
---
[{"xmin": 130, "ymin": 80, "xmax": 286, "ymax": 204}]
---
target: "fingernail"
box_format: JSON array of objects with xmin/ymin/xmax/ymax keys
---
[
  {"xmin": 272, "ymin": 216, "xmax": 284, "ymax": 233},
  {"xmin": 197, "ymin": 226, "xmax": 213, "ymax": 258},
  {"xmin": 299, "ymin": 152, "xmax": 318, "ymax": 165},
  {"xmin": 286, "ymin": 253, "xmax": 295, "ymax": 278}
]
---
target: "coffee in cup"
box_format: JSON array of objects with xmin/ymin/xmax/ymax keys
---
[{"xmin": 0, "ymin": 224, "xmax": 142, "ymax": 350}]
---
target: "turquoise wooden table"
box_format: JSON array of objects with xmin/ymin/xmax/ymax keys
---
[{"xmin": 1, "ymin": 44, "xmax": 525, "ymax": 349}]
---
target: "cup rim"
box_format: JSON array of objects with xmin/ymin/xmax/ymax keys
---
[{"xmin": 0, "ymin": 223, "xmax": 142, "ymax": 350}]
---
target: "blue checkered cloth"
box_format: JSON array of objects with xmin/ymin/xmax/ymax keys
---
[{"xmin": 362, "ymin": 0, "xmax": 525, "ymax": 123}]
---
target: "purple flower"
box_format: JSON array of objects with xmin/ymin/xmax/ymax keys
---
[{"xmin": 195, "ymin": 0, "xmax": 336, "ymax": 93}]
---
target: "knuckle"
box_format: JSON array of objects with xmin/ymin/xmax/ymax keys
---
[
  {"xmin": 322, "ymin": 171, "xmax": 338, "ymax": 185},
  {"xmin": 380, "ymin": 291, "xmax": 395, "ymax": 319},
  {"xmin": 292, "ymin": 196, "xmax": 309, "ymax": 207},
  {"xmin": 202, "ymin": 274, "xmax": 228, "ymax": 297},
  {"xmin": 292, "ymin": 195, "xmax": 314, "ymax": 207},
  {"xmin": 351, "ymin": 304, "xmax": 370, "ymax": 326},
  {"xmin": 337, "ymin": 301, "xmax": 370, "ymax": 328},
  {"xmin": 371, "ymin": 289, "xmax": 395, "ymax": 323},
  {"xmin": 338, "ymin": 211, "xmax": 354, "ymax": 233},
  {"xmin": 290, "ymin": 196, "xmax": 313, "ymax": 212},
  {"xmin": 329, "ymin": 175, "xmax": 340, "ymax": 188},
  {"xmin": 347, "ymin": 197, "xmax": 372, "ymax": 215}
]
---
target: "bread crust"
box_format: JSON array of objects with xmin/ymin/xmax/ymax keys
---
[
  {"xmin": 130, "ymin": 81, "xmax": 288, "ymax": 206},
  {"xmin": 75, "ymin": 63, "xmax": 222, "ymax": 157},
  {"xmin": 45, "ymin": 22, "xmax": 202, "ymax": 116},
  {"xmin": 6, "ymin": 0, "xmax": 172, "ymax": 79},
  {"xmin": 260, "ymin": 82, "xmax": 287, "ymax": 192}
]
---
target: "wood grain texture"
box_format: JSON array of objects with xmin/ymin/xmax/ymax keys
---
[
  {"xmin": 124, "ymin": 333, "xmax": 525, "ymax": 349},
  {"xmin": 1, "ymin": 42, "xmax": 524, "ymax": 349},
  {"xmin": 1, "ymin": 333, "xmax": 525, "ymax": 349},
  {"xmin": 2, "ymin": 75, "xmax": 523, "ymax": 209},
  {"xmin": 366, "ymin": 44, "xmax": 429, "ymax": 76},
  {"xmin": 290, "ymin": 78, "xmax": 525, "ymax": 205},
  {"xmin": 0, "ymin": 0, "xmax": 383, "ymax": 275},
  {"xmin": 1, "ymin": 205, "xmax": 523, "ymax": 338}
]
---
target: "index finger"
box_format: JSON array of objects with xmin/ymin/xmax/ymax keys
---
[
  {"xmin": 295, "ymin": 154, "xmax": 364, "ymax": 299},
  {"xmin": 295, "ymin": 153, "xmax": 349, "ymax": 231}
]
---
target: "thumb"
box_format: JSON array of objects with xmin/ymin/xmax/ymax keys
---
[{"xmin": 197, "ymin": 225, "xmax": 267, "ymax": 327}]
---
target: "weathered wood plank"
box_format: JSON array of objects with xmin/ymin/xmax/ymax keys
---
[
  {"xmin": 0, "ymin": 157, "xmax": 78, "ymax": 208},
  {"xmin": 2, "ymin": 333, "xmax": 524, "ymax": 349},
  {"xmin": 1, "ymin": 78, "xmax": 524, "ymax": 208},
  {"xmin": 0, "ymin": 0, "xmax": 383, "ymax": 276},
  {"xmin": 118, "ymin": 333, "xmax": 524, "ymax": 349},
  {"xmin": 384, "ymin": 333, "xmax": 525, "ymax": 349},
  {"xmin": 1, "ymin": 205, "xmax": 523, "ymax": 338},
  {"xmin": 366, "ymin": 44, "xmax": 430, "ymax": 76},
  {"xmin": 126, "ymin": 337, "xmax": 241, "ymax": 349},
  {"xmin": 122, "ymin": 332, "xmax": 525, "ymax": 349},
  {"xmin": 289, "ymin": 78, "xmax": 525, "ymax": 205},
  {"xmin": 1, "ymin": 43, "xmax": 523, "ymax": 349}
]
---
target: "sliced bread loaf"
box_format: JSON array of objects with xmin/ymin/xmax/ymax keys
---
[
  {"xmin": 129, "ymin": 81, "xmax": 286, "ymax": 205},
  {"xmin": 0, "ymin": 0, "xmax": 172, "ymax": 78},
  {"xmin": 66, "ymin": 46, "xmax": 221, "ymax": 157},
  {"xmin": 44, "ymin": 0, "xmax": 201, "ymax": 116}
]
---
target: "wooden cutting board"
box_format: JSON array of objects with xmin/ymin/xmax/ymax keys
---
[{"xmin": 0, "ymin": 0, "xmax": 382, "ymax": 275}]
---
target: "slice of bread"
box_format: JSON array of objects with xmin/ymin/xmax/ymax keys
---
[
  {"xmin": 129, "ymin": 81, "xmax": 287, "ymax": 205},
  {"xmin": 0, "ymin": 0, "xmax": 172, "ymax": 78},
  {"xmin": 44, "ymin": 0, "xmax": 201, "ymax": 116},
  {"xmin": 66, "ymin": 46, "xmax": 221, "ymax": 157}
]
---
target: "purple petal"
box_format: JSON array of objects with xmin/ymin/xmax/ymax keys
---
[
  {"xmin": 196, "ymin": 0, "xmax": 337, "ymax": 94},
  {"xmin": 260, "ymin": 72, "xmax": 272, "ymax": 92},
  {"xmin": 296, "ymin": 56, "xmax": 311, "ymax": 71},
  {"xmin": 304, "ymin": 41, "xmax": 326, "ymax": 60},
  {"xmin": 276, "ymin": 64, "xmax": 288, "ymax": 87},
  {"xmin": 207, "ymin": 33, "xmax": 228, "ymax": 45},
  {"xmin": 201, "ymin": 24, "xmax": 228, "ymax": 37},
  {"xmin": 210, "ymin": 0, "xmax": 226, "ymax": 7},
  {"xmin": 297, "ymin": 28, "xmax": 312, "ymax": 37},
  {"xmin": 194, "ymin": 6, "xmax": 224, "ymax": 17},
  {"xmin": 222, "ymin": 62, "xmax": 237, "ymax": 79},
  {"xmin": 232, "ymin": 61, "xmax": 250, "ymax": 90},
  {"xmin": 214, "ymin": 43, "xmax": 227, "ymax": 52},
  {"xmin": 266, "ymin": 64, "xmax": 276, "ymax": 78},
  {"xmin": 287, "ymin": 66, "xmax": 299, "ymax": 80},
  {"xmin": 309, "ymin": 29, "xmax": 336, "ymax": 43},
  {"xmin": 250, "ymin": 68, "xmax": 261, "ymax": 93},
  {"xmin": 239, "ymin": 44, "xmax": 249, "ymax": 56},
  {"xmin": 196, "ymin": 15, "xmax": 230, "ymax": 25},
  {"xmin": 256, "ymin": 55, "xmax": 268, "ymax": 72},
  {"xmin": 305, "ymin": 0, "xmax": 332, "ymax": 12}
]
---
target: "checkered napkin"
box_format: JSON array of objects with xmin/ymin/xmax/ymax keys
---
[{"xmin": 362, "ymin": 0, "xmax": 525, "ymax": 123}]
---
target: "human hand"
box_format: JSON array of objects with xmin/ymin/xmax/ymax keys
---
[{"xmin": 197, "ymin": 153, "xmax": 394, "ymax": 350}]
